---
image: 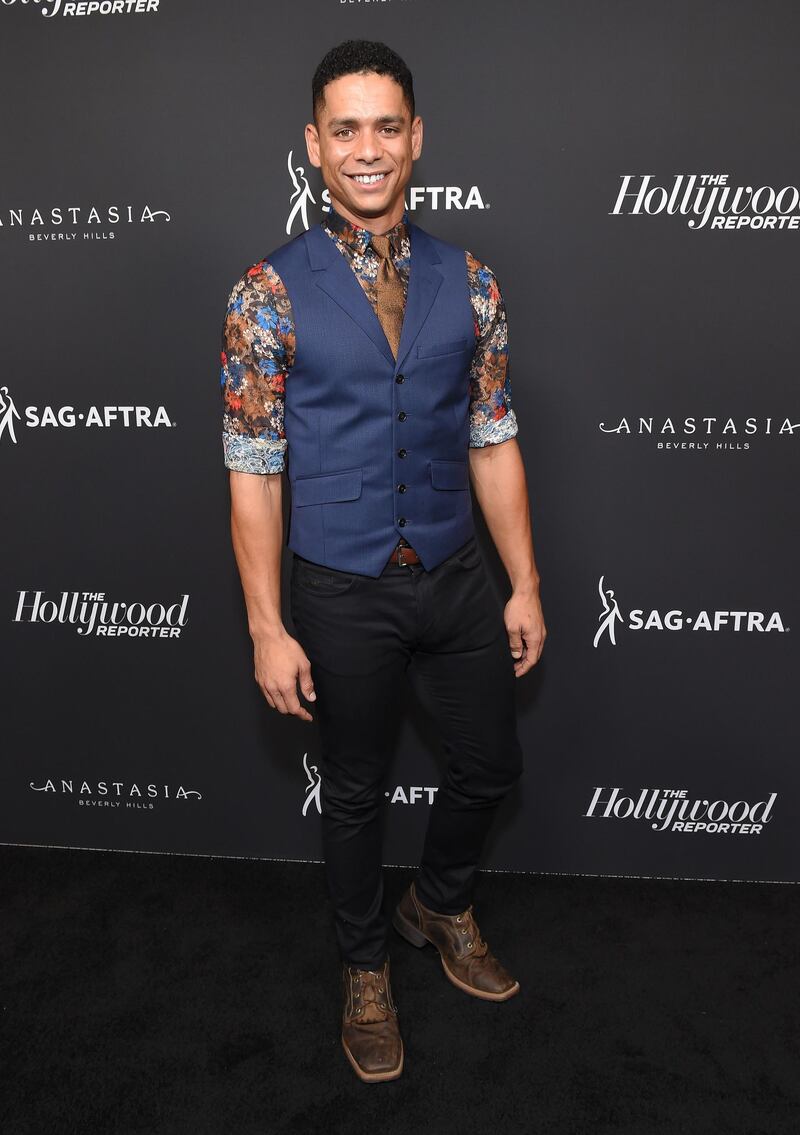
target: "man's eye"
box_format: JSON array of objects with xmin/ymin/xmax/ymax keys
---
[{"xmin": 336, "ymin": 129, "xmax": 353, "ymax": 138}]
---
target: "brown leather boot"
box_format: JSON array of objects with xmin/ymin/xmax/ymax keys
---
[
  {"xmin": 341, "ymin": 958, "xmax": 404, "ymax": 1082},
  {"xmin": 392, "ymin": 881, "xmax": 520, "ymax": 1001}
]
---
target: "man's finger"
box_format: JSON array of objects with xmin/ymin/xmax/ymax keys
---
[
  {"xmin": 298, "ymin": 662, "xmax": 316, "ymax": 702},
  {"xmin": 282, "ymin": 684, "xmax": 313, "ymax": 722},
  {"xmin": 269, "ymin": 686, "xmax": 291, "ymax": 715},
  {"xmin": 508, "ymin": 628, "xmax": 524, "ymax": 658},
  {"xmin": 513, "ymin": 630, "xmax": 545, "ymax": 673}
]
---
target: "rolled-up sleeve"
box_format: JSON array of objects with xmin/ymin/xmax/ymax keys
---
[
  {"xmin": 220, "ymin": 259, "xmax": 294, "ymax": 474},
  {"xmin": 465, "ymin": 251, "xmax": 519, "ymax": 448}
]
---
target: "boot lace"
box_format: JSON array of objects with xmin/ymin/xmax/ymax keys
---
[
  {"xmin": 455, "ymin": 904, "xmax": 488, "ymax": 958},
  {"xmin": 347, "ymin": 965, "xmax": 394, "ymax": 1022}
]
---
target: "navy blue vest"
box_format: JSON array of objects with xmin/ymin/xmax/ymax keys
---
[{"xmin": 268, "ymin": 220, "xmax": 476, "ymax": 577}]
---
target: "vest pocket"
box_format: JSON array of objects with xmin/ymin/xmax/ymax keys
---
[
  {"xmin": 429, "ymin": 459, "xmax": 469, "ymax": 490},
  {"xmin": 292, "ymin": 467, "xmax": 363, "ymax": 507},
  {"xmin": 416, "ymin": 337, "xmax": 473, "ymax": 359}
]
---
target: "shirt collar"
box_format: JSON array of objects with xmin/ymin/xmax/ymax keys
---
[{"xmin": 323, "ymin": 204, "xmax": 410, "ymax": 257}]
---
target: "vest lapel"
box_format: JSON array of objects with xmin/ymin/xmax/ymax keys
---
[
  {"xmin": 305, "ymin": 221, "xmax": 444, "ymax": 372},
  {"xmin": 394, "ymin": 224, "xmax": 443, "ymax": 372},
  {"xmin": 306, "ymin": 224, "xmax": 395, "ymax": 365}
]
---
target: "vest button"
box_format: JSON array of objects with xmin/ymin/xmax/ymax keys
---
[
  {"xmin": 397, "ymin": 448, "xmax": 407, "ymax": 458},
  {"xmin": 395, "ymin": 373, "xmax": 405, "ymax": 383},
  {"xmin": 397, "ymin": 483, "xmax": 407, "ymax": 493},
  {"xmin": 398, "ymin": 517, "xmax": 407, "ymax": 527},
  {"xmin": 397, "ymin": 411, "xmax": 407, "ymax": 421}
]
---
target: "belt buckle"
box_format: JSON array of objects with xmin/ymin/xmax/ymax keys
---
[{"xmin": 396, "ymin": 543, "xmax": 408, "ymax": 567}]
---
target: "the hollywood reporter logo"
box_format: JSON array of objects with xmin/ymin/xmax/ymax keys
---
[
  {"xmin": 14, "ymin": 591, "xmax": 189, "ymax": 639},
  {"xmin": 1, "ymin": 0, "xmax": 160, "ymax": 19},
  {"xmin": 611, "ymin": 173, "xmax": 800, "ymax": 231},
  {"xmin": 585, "ymin": 786, "xmax": 777, "ymax": 836}
]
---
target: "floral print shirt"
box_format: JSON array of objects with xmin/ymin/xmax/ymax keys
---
[{"xmin": 221, "ymin": 206, "xmax": 518, "ymax": 474}]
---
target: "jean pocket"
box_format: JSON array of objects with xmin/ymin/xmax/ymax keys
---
[
  {"xmin": 292, "ymin": 560, "xmax": 360, "ymax": 597},
  {"xmin": 451, "ymin": 538, "xmax": 482, "ymax": 571}
]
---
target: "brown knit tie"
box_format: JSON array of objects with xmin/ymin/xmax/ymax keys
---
[{"xmin": 370, "ymin": 233, "xmax": 405, "ymax": 359}]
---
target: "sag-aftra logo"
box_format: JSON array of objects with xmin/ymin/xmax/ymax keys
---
[
  {"xmin": 0, "ymin": 386, "xmax": 175, "ymax": 447},
  {"xmin": 285, "ymin": 149, "xmax": 488, "ymax": 236},
  {"xmin": 593, "ymin": 576, "xmax": 787, "ymax": 648}
]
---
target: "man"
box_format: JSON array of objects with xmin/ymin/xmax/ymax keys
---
[{"xmin": 221, "ymin": 40, "xmax": 546, "ymax": 1083}]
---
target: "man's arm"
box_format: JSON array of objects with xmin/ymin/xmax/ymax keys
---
[
  {"xmin": 229, "ymin": 470, "xmax": 316, "ymax": 721},
  {"xmin": 221, "ymin": 261, "xmax": 316, "ymax": 721},
  {"xmin": 469, "ymin": 438, "xmax": 546, "ymax": 677},
  {"xmin": 465, "ymin": 250, "xmax": 546, "ymax": 676}
]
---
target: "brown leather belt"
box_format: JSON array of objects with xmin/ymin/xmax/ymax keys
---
[{"xmin": 388, "ymin": 540, "xmax": 421, "ymax": 566}]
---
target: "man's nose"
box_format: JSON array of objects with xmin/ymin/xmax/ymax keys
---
[{"xmin": 352, "ymin": 131, "xmax": 382, "ymax": 163}]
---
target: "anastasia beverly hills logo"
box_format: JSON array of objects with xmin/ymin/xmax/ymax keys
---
[
  {"xmin": 611, "ymin": 174, "xmax": 800, "ymax": 231},
  {"xmin": 13, "ymin": 591, "xmax": 190, "ymax": 639},
  {"xmin": 584, "ymin": 786, "xmax": 777, "ymax": 837},
  {"xmin": 0, "ymin": 385, "xmax": 175, "ymax": 446},
  {"xmin": 29, "ymin": 778, "xmax": 202, "ymax": 811},
  {"xmin": 594, "ymin": 576, "xmax": 787, "ymax": 648},
  {"xmin": 1, "ymin": 0, "xmax": 159, "ymax": 19},
  {"xmin": 598, "ymin": 414, "xmax": 799, "ymax": 453},
  {"xmin": 285, "ymin": 149, "xmax": 488, "ymax": 236},
  {"xmin": 0, "ymin": 203, "xmax": 171, "ymax": 242},
  {"xmin": 302, "ymin": 752, "xmax": 438, "ymax": 816}
]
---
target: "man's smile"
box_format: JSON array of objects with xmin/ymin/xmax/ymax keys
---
[{"xmin": 347, "ymin": 171, "xmax": 390, "ymax": 185}]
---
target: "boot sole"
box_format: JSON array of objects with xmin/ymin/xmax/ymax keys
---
[
  {"xmin": 341, "ymin": 1036, "xmax": 404, "ymax": 1083},
  {"xmin": 392, "ymin": 906, "xmax": 521, "ymax": 1002}
]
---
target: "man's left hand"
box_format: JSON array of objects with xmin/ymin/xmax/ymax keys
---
[{"xmin": 504, "ymin": 587, "xmax": 546, "ymax": 677}]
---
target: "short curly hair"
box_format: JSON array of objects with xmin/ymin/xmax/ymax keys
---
[{"xmin": 312, "ymin": 40, "xmax": 415, "ymax": 121}]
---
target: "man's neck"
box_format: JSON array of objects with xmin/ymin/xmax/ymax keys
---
[{"xmin": 327, "ymin": 197, "xmax": 406, "ymax": 236}]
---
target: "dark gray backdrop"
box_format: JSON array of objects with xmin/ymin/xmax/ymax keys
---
[{"xmin": 1, "ymin": 0, "xmax": 797, "ymax": 881}]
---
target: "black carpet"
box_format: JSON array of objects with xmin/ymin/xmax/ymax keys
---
[{"xmin": 1, "ymin": 845, "xmax": 798, "ymax": 1135}]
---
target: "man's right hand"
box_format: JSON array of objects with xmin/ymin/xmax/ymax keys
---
[
  {"xmin": 253, "ymin": 630, "xmax": 317, "ymax": 722},
  {"xmin": 228, "ymin": 471, "xmax": 314, "ymax": 718}
]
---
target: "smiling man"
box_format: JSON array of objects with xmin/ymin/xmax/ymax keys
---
[{"xmin": 221, "ymin": 40, "xmax": 546, "ymax": 1083}]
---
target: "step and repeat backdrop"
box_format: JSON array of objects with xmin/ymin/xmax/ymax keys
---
[{"xmin": 1, "ymin": 1, "xmax": 797, "ymax": 881}]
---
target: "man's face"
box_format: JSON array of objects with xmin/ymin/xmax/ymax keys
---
[{"xmin": 305, "ymin": 71, "xmax": 423, "ymax": 232}]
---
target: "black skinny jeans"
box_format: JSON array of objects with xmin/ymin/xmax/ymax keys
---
[{"xmin": 289, "ymin": 534, "xmax": 524, "ymax": 969}]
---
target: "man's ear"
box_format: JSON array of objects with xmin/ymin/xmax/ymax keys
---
[
  {"xmin": 305, "ymin": 122, "xmax": 322, "ymax": 169},
  {"xmin": 411, "ymin": 115, "xmax": 424, "ymax": 161}
]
